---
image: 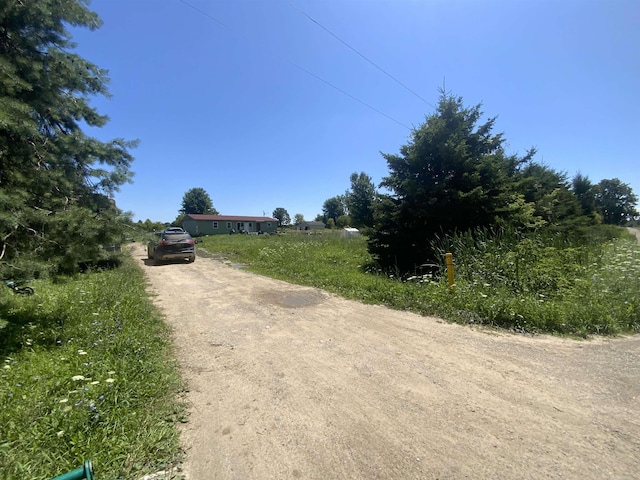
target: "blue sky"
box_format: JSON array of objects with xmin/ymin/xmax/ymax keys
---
[{"xmin": 72, "ymin": 0, "xmax": 640, "ymax": 223}]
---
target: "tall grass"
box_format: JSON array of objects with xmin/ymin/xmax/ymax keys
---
[
  {"xmin": 0, "ymin": 255, "xmax": 184, "ymax": 480},
  {"xmin": 430, "ymin": 226, "xmax": 639, "ymax": 334},
  {"xmin": 199, "ymin": 228, "xmax": 640, "ymax": 336}
]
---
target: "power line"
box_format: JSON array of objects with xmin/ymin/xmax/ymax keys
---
[
  {"xmin": 179, "ymin": 0, "xmax": 412, "ymax": 130},
  {"xmin": 180, "ymin": 0, "xmax": 225, "ymax": 27},
  {"xmin": 290, "ymin": 63, "xmax": 411, "ymax": 130},
  {"xmin": 288, "ymin": 2, "xmax": 435, "ymax": 109}
]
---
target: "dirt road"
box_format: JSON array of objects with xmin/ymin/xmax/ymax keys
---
[{"xmin": 133, "ymin": 244, "xmax": 639, "ymax": 479}]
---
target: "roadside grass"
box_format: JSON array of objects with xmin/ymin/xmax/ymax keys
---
[
  {"xmin": 0, "ymin": 255, "xmax": 185, "ymax": 480},
  {"xmin": 198, "ymin": 227, "xmax": 640, "ymax": 336},
  {"xmin": 436, "ymin": 226, "xmax": 640, "ymax": 335}
]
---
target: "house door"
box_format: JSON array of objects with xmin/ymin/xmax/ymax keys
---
[{"xmin": 256, "ymin": 223, "xmax": 261, "ymax": 232}]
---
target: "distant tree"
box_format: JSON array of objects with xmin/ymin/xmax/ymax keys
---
[
  {"xmin": 369, "ymin": 90, "xmax": 536, "ymax": 272},
  {"xmin": 180, "ymin": 188, "xmax": 218, "ymax": 215},
  {"xmin": 594, "ymin": 178, "xmax": 639, "ymax": 225},
  {"xmin": 293, "ymin": 213, "xmax": 305, "ymax": 225},
  {"xmin": 141, "ymin": 219, "xmax": 166, "ymax": 232},
  {"xmin": 322, "ymin": 196, "xmax": 347, "ymax": 225},
  {"xmin": 346, "ymin": 172, "xmax": 377, "ymax": 229},
  {"xmin": 0, "ymin": 0, "xmax": 137, "ymax": 278},
  {"xmin": 336, "ymin": 215, "xmax": 352, "ymax": 228},
  {"xmin": 272, "ymin": 208, "xmax": 291, "ymax": 226},
  {"xmin": 326, "ymin": 218, "xmax": 336, "ymax": 229}
]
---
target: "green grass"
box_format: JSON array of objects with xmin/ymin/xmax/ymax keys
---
[
  {"xmin": 0, "ymin": 255, "xmax": 185, "ymax": 480},
  {"xmin": 198, "ymin": 228, "xmax": 640, "ymax": 336}
]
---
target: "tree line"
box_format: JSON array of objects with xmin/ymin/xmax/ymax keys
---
[{"xmin": 320, "ymin": 91, "xmax": 638, "ymax": 272}]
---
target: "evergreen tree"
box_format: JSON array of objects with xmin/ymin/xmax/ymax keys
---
[
  {"xmin": 572, "ymin": 173, "xmax": 597, "ymax": 218},
  {"xmin": 517, "ymin": 163, "xmax": 584, "ymax": 227},
  {"xmin": 369, "ymin": 91, "xmax": 535, "ymax": 272},
  {"xmin": 0, "ymin": 0, "xmax": 137, "ymax": 278}
]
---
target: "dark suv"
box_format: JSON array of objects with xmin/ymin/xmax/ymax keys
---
[{"xmin": 147, "ymin": 227, "xmax": 196, "ymax": 264}]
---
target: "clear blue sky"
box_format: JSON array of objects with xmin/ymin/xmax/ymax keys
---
[{"xmin": 72, "ymin": 0, "xmax": 640, "ymax": 223}]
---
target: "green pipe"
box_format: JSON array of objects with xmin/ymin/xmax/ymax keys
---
[{"xmin": 51, "ymin": 460, "xmax": 94, "ymax": 480}]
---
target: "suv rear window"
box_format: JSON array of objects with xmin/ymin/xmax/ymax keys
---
[{"xmin": 162, "ymin": 232, "xmax": 192, "ymax": 241}]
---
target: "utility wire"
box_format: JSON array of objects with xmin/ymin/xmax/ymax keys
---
[
  {"xmin": 180, "ymin": 0, "xmax": 225, "ymax": 27},
  {"xmin": 288, "ymin": 2, "xmax": 435, "ymax": 109},
  {"xmin": 290, "ymin": 63, "xmax": 411, "ymax": 130},
  {"xmin": 179, "ymin": 0, "xmax": 412, "ymax": 130}
]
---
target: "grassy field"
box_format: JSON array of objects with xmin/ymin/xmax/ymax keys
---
[
  {"xmin": 0, "ymin": 255, "xmax": 185, "ymax": 480},
  {"xmin": 198, "ymin": 227, "xmax": 640, "ymax": 336}
]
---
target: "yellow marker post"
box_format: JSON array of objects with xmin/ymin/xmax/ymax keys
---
[{"xmin": 445, "ymin": 252, "xmax": 454, "ymax": 293}]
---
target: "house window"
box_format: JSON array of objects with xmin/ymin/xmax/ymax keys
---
[
  {"xmin": 267, "ymin": 222, "xmax": 272, "ymax": 228},
  {"xmin": 248, "ymin": 223, "xmax": 252, "ymax": 229},
  {"xmin": 213, "ymin": 221, "xmax": 218, "ymax": 229},
  {"xmin": 226, "ymin": 222, "xmax": 232, "ymax": 229}
]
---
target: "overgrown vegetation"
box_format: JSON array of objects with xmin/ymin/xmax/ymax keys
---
[
  {"xmin": 0, "ymin": 256, "xmax": 184, "ymax": 479},
  {"xmin": 367, "ymin": 91, "xmax": 638, "ymax": 273},
  {"xmin": 431, "ymin": 225, "xmax": 639, "ymax": 334},
  {"xmin": 199, "ymin": 227, "xmax": 640, "ymax": 336}
]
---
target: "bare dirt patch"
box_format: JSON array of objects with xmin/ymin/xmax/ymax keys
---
[{"xmin": 132, "ymin": 243, "xmax": 640, "ymax": 480}]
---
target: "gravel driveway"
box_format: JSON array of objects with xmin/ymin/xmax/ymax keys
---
[{"xmin": 133, "ymin": 243, "xmax": 639, "ymax": 480}]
